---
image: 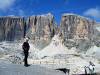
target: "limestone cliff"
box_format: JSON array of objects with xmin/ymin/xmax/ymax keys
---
[
  {"xmin": 0, "ymin": 17, "xmax": 25, "ymax": 41},
  {"xmin": 26, "ymin": 13, "xmax": 56, "ymax": 49},
  {"xmin": 60, "ymin": 13, "xmax": 95, "ymax": 50},
  {"xmin": 0, "ymin": 13, "xmax": 99, "ymax": 50}
]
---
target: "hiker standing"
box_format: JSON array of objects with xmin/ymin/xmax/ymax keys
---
[
  {"xmin": 22, "ymin": 38, "xmax": 30, "ymax": 67},
  {"xmin": 84, "ymin": 61, "xmax": 95, "ymax": 74},
  {"xmin": 89, "ymin": 61, "xmax": 95, "ymax": 74}
]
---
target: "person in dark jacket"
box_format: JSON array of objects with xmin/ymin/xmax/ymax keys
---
[{"xmin": 22, "ymin": 38, "xmax": 30, "ymax": 67}]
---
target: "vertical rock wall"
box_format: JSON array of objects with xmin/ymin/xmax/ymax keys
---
[
  {"xmin": 60, "ymin": 14, "xmax": 95, "ymax": 50},
  {"xmin": 0, "ymin": 13, "xmax": 97, "ymax": 50},
  {"xmin": 60, "ymin": 14, "xmax": 94, "ymax": 40},
  {"xmin": 26, "ymin": 13, "xmax": 56, "ymax": 49},
  {"xmin": 0, "ymin": 17, "xmax": 25, "ymax": 41}
]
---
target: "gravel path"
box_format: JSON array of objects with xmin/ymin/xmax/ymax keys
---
[{"xmin": 0, "ymin": 63, "xmax": 65, "ymax": 75}]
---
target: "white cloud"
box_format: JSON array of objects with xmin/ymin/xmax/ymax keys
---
[
  {"xmin": 18, "ymin": 9, "xmax": 25, "ymax": 16},
  {"xmin": 84, "ymin": 8, "xmax": 100, "ymax": 18},
  {"xmin": 0, "ymin": 0, "xmax": 15, "ymax": 10},
  {"xmin": 8, "ymin": 15, "xmax": 15, "ymax": 16}
]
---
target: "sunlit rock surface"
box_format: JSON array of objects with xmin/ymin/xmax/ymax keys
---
[
  {"xmin": 26, "ymin": 13, "xmax": 57, "ymax": 49},
  {"xmin": 60, "ymin": 13, "xmax": 95, "ymax": 51}
]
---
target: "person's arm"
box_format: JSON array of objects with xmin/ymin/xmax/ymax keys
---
[
  {"xmin": 29, "ymin": 45, "xmax": 30, "ymax": 49},
  {"xmin": 28, "ymin": 43, "xmax": 30, "ymax": 51},
  {"xmin": 22, "ymin": 42, "xmax": 25, "ymax": 50}
]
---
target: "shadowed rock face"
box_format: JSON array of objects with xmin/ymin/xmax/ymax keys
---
[
  {"xmin": 0, "ymin": 13, "xmax": 56, "ymax": 46},
  {"xmin": 26, "ymin": 13, "xmax": 56, "ymax": 49},
  {"xmin": 60, "ymin": 14, "xmax": 95, "ymax": 50},
  {"xmin": 0, "ymin": 17, "xmax": 25, "ymax": 41}
]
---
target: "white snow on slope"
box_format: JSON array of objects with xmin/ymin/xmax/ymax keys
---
[
  {"xmin": 37, "ymin": 35, "xmax": 77, "ymax": 58},
  {"xmin": 86, "ymin": 46, "xmax": 100, "ymax": 59}
]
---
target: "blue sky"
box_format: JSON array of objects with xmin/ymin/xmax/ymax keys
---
[{"xmin": 0, "ymin": 0, "xmax": 100, "ymax": 24}]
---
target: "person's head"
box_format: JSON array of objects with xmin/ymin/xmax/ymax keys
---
[
  {"xmin": 89, "ymin": 61, "xmax": 93, "ymax": 66},
  {"xmin": 89, "ymin": 61, "xmax": 92, "ymax": 64},
  {"xmin": 25, "ymin": 37, "xmax": 29, "ymax": 42}
]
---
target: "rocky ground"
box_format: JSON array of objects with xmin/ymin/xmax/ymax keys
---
[{"xmin": 0, "ymin": 35, "xmax": 100, "ymax": 74}]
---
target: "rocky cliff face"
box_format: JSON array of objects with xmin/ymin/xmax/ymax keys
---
[
  {"xmin": 0, "ymin": 13, "xmax": 98, "ymax": 50},
  {"xmin": 26, "ymin": 13, "xmax": 56, "ymax": 49},
  {"xmin": 60, "ymin": 13, "xmax": 95, "ymax": 50},
  {"xmin": 93, "ymin": 23, "xmax": 100, "ymax": 47},
  {"xmin": 0, "ymin": 17, "xmax": 25, "ymax": 41},
  {"xmin": 0, "ymin": 13, "xmax": 56, "ymax": 45}
]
